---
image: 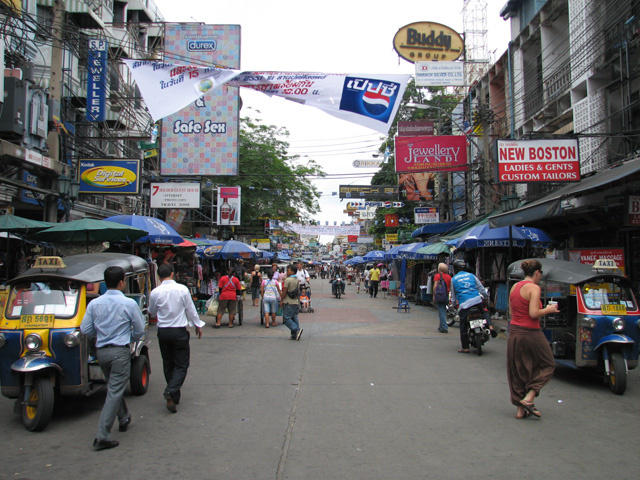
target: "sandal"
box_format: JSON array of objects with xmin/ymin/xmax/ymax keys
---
[
  {"xmin": 228, "ymin": 324, "xmax": 234, "ymax": 328},
  {"xmin": 519, "ymin": 400, "xmax": 541, "ymax": 418},
  {"xmin": 213, "ymin": 324, "xmax": 220, "ymax": 329},
  {"xmin": 457, "ymin": 349, "xmax": 470, "ymax": 354}
]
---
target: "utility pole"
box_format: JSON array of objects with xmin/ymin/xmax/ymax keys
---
[{"xmin": 45, "ymin": 0, "xmax": 66, "ymax": 222}]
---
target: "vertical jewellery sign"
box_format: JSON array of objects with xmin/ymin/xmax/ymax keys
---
[{"xmin": 87, "ymin": 39, "xmax": 108, "ymax": 122}]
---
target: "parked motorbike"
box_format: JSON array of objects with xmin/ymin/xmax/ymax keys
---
[
  {"xmin": 466, "ymin": 304, "xmax": 491, "ymax": 356},
  {"xmin": 446, "ymin": 303, "xmax": 459, "ymax": 327}
]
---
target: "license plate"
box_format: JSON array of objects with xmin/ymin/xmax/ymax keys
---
[
  {"xmin": 19, "ymin": 314, "xmax": 55, "ymax": 329},
  {"xmin": 601, "ymin": 304, "xmax": 627, "ymax": 315},
  {"xmin": 469, "ymin": 319, "xmax": 484, "ymax": 329}
]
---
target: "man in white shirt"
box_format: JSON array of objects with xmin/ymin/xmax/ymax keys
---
[
  {"xmin": 149, "ymin": 263, "xmax": 204, "ymax": 413},
  {"xmin": 295, "ymin": 261, "xmax": 311, "ymax": 298}
]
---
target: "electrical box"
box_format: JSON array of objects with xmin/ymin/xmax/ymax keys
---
[{"xmin": 0, "ymin": 77, "xmax": 27, "ymax": 139}]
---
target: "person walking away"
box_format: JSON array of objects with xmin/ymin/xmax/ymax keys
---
[
  {"xmin": 250, "ymin": 264, "xmax": 262, "ymax": 306},
  {"xmin": 281, "ymin": 264, "xmax": 303, "ymax": 340},
  {"xmin": 81, "ymin": 266, "xmax": 145, "ymax": 450},
  {"xmin": 508, "ymin": 259, "xmax": 558, "ymax": 419},
  {"xmin": 261, "ymin": 269, "xmax": 281, "ymax": 328},
  {"xmin": 364, "ymin": 267, "xmax": 371, "ymax": 294},
  {"xmin": 369, "ymin": 264, "xmax": 381, "ymax": 298},
  {"xmin": 433, "ymin": 263, "xmax": 452, "ymax": 333},
  {"xmin": 149, "ymin": 264, "xmax": 204, "ymax": 413},
  {"xmin": 450, "ymin": 261, "xmax": 497, "ymax": 353},
  {"xmin": 214, "ymin": 267, "xmax": 242, "ymax": 328}
]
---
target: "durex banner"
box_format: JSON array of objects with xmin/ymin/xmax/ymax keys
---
[
  {"xmin": 497, "ymin": 139, "xmax": 580, "ymax": 183},
  {"xmin": 395, "ymin": 135, "xmax": 467, "ymax": 173}
]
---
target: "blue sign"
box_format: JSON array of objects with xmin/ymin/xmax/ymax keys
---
[{"xmin": 87, "ymin": 39, "xmax": 108, "ymax": 122}]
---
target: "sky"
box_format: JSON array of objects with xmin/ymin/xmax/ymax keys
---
[{"xmin": 151, "ymin": 0, "xmax": 512, "ymax": 230}]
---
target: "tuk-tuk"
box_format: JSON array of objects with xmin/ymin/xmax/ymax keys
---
[
  {"xmin": 0, "ymin": 253, "xmax": 152, "ymax": 431},
  {"xmin": 507, "ymin": 258, "xmax": 639, "ymax": 394}
]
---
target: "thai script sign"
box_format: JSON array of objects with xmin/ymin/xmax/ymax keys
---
[
  {"xmin": 497, "ymin": 139, "xmax": 580, "ymax": 183},
  {"xmin": 398, "ymin": 121, "xmax": 434, "ymax": 136}
]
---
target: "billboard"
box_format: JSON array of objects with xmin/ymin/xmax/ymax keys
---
[
  {"xmin": 150, "ymin": 183, "xmax": 201, "ymax": 209},
  {"xmin": 78, "ymin": 159, "xmax": 141, "ymax": 195},
  {"xmin": 339, "ymin": 185, "xmax": 398, "ymax": 199},
  {"xmin": 87, "ymin": 39, "xmax": 108, "ymax": 122},
  {"xmin": 415, "ymin": 207, "xmax": 439, "ymax": 224},
  {"xmin": 415, "ymin": 61, "xmax": 464, "ymax": 87},
  {"xmin": 497, "ymin": 139, "xmax": 580, "ymax": 183},
  {"xmin": 395, "ymin": 135, "xmax": 467, "ymax": 173},
  {"xmin": 160, "ymin": 24, "xmax": 240, "ymax": 176},
  {"xmin": 217, "ymin": 186, "xmax": 241, "ymax": 226}
]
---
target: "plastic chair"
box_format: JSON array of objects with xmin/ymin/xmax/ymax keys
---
[
  {"xmin": 396, "ymin": 293, "xmax": 410, "ymax": 313},
  {"xmin": 196, "ymin": 300, "xmax": 207, "ymax": 314}
]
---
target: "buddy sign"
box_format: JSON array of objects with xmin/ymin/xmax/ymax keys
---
[{"xmin": 393, "ymin": 22, "xmax": 464, "ymax": 63}]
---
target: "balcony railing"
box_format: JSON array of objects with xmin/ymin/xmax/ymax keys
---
[{"xmin": 544, "ymin": 61, "xmax": 571, "ymax": 101}]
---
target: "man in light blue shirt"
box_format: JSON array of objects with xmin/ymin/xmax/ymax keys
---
[{"xmin": 81, "ymin": 266, "xmax": 145, "ymax": 450}]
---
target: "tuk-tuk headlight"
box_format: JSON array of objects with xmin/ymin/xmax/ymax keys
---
[
  {"xmin": 64, "ymin": 330, "xmax": 81, "ymax": 347},
  {"xmin": 24, "ymin": 333, "xmax": 43, "ymax": 351},
  {"xmin": 0, "ymin": 332, "xmax": 5, "ymax": 348},
  {"xmin": 612, "ymin": 317, "xmax": 625, "ymax": 332},
  {"xmin": 579, "ymin": 316, "xmax": 597, "ymax": 329}
]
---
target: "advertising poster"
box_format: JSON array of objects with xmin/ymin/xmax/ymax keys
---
[
  {"xmin": 161, "ymin": 24, "xmax": 241, "ymax": 176},
  {"xmin": 415, "ymin": 207, "xmax": 439, "ymax": 224},
  {"xmin": 150, "ymin": 182, "xmax": 201, "ymax": 209},
  {"xmin": 217, "ymin": 186, "xmax": 241, "ymax": 226},
  {"xmin": 78, "ymin": 159, "xmax": 140, "ymax": 194},
  {"xmin": 569, "ymin": 248, "xmax": 625, "ymax": 273},
  {"xmin": 497, "ymin": 139, "xmax": 580, "ymax": 183}
]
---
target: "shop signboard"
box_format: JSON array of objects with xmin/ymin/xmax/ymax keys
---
[
  {"xmin": 415, "ymin": 61, "xmax": 464, "ymax": 87},
  {"xmin": 78, "ymin": 159, "xmax": 141, "ymax": 195},
  {"xmin": 569, "ymin": 248, "xmax": 625, "ymax": 273},
  {"xmin": 397, "ymin": 120, "xmax": 434, "ymax": 136},
  {"xmin": 87, "ymin": 39, "xmax": 108, "ymax": 122},
  {"xmin": 414, "ymin": 207, "xmax": 439, "ymax": 224},
  {"xmin": 497, "ymin": 139, "xmax": 580, "ymax": 183},
  {"xmin": 339, "ymin": 185, "xmax": 398, "ymax": 199},
  {"xmin": 395, "ymin": 135, "xmax": 467, "ymax": 173},
  {"xmin": 627, "ymin": 195, "xmax": 640, "ymax": 226},
  {"xmin": 393, "ymin": 22, "xmax": 464, "ymax": 63},
  {"xmin": 150, "ymin": 182, "xmax": 201, "ymax": 209}
]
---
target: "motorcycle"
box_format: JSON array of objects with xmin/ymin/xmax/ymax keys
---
[
  {"xmin": 331, "ymin": 277, "xmax": 345, "ymax": 299},
  {"xmin": 465, "ymin": 303, "xmax": 491, "ymax": 356},
  {"xmin": 446, "ymin": 303, "xmax": 459, "ymax": 327}
]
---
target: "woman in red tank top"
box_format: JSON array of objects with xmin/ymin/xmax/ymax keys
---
[{"xmin": 507, "ymin": 259, "xmax": 559, "ymax": 419}]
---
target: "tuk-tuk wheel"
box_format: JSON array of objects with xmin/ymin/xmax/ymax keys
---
[
  {"xmin": 23, "ymin": 377, "xmax": 55, "ymax": 432},
  {"xmin": 130, "ymin": 354, "xmax": 150, "ymax": 396},
  {"xmin": 608, "ymin": 352, "xmax": 627, "ymax": 395}
]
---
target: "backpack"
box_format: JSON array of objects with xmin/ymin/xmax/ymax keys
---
[{"xmin": 434, "ymin": 273, "xmax": 448, "ymax": 303}]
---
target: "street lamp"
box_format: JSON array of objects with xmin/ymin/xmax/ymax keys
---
[
  {"xmin": 500, "ymin": 193, "xmax": 520, "ymax": 267},
  {"xmin": 56, "ymin": 173, "xmax": 80, "ymax": 222}
]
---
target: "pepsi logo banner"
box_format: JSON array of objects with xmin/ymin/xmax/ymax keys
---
[
  {"xmin": 395, "ymin": 135, "xmax": 468, "ymax": 173},
  {"xmin": 124, "ymin": 60, "xmax": 409, "ymax": 134}
]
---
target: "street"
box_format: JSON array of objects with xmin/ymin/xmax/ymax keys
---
[{"xmin": 0, "ymin": 277, "xmax": 638, "ymax": 480}]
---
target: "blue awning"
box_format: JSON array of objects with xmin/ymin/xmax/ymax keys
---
[{"xmin": 411, "ymin": 221, "xmax": 466, "ymax": 238}]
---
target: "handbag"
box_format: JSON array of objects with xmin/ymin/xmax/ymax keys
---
[{"xmin": 276, "ymin": 303, "xmax": 283, "ymax": 316}]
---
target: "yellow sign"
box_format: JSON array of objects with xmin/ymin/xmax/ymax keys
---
[
  {"xmin": 20, "ymin": 315, "xmax": 55, "ymax": 329},
  {"xmin": 33, "ymin": 256, "xmax": 67, "ymax": 269},
  {"xmin": 601, "ymin": 304, "xmax": 627, "ymax": 316},
  {"xmin": 393, "ymin": 22, "xmax": 464, "ymax": 63},
  {"xmin": 80, "ymin": 165, "xmax": 137, "ymax": 189},
  {"xmin": 386, "ymin": 234, "xmax": 398, "ymax": 243}
]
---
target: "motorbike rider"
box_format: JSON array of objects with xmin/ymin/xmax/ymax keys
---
[
  {"xmin": 331, "ymin": 269, "xmax": 346, "ymax": 296},
  {"xmin": 450, "ymin": 260, "xmax": 497, "ymax": 353}
]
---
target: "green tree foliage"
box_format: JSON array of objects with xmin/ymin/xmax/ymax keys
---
[
  {"xmin": 368, "ymin": 80, "xmax": 461, "ymax": 241},
  {"xmin": 206, "ymin": 116, "xmax": 324, "ymax": 225}
]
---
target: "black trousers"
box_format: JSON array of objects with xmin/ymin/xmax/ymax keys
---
[
  {"xmin": 370, "ymin": 280, "xmax": 379, "ymax": 298},
  {"xmin": 157, "ymin": 327, "xmax": 190, "ymax": 403}
]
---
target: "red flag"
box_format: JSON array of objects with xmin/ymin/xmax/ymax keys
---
[{"xmin": 385, "ymin": 214, "xmax": 399, "ymax": 227}]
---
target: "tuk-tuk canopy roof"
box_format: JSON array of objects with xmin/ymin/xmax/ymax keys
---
[
  {"xmin": 507, "ymin": 258, "xmax": 628, "ymax": 286},
  {"xmin": 9, "ymin": 253, "xmax": 149, "ymax": 285}
]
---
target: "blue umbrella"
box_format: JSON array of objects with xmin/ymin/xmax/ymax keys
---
[
  {"xmin": 196, "ymin": 240, "xmax": 223, "ymax": 259},
  {"xmin": 363, "ymin": 250, "xmax": 386, "ymax": 261},
  {"xmin": 453, "ymin": 224, "xmax": 553, "ymax": 249},
  {"xmin": 384, "ymin": 245, "xmax": 404, "ymax": 260},
  {"xmin": 349, "ymin": 255, "xmax": 366, "ymax": 264},
  {"xmin": 260, "ymin": 250, "xmax": 275, "ymax": 259},
  {"xmin": 104, "ymin": 215, "xmax": 184, "ymax": 244},
  {"xmin": 198, "ymin": 239, "xmax": 262, "ymax": 260},
  {"xmin": 396, "ymin": 242, "xmax": 431, "ymax": 259}
]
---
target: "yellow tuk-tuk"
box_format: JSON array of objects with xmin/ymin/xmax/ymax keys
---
[{"xmin": 0, "ymin": 254, "xmax": 152, "ymax": 431}]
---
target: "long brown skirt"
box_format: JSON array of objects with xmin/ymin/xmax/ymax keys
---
[{"xmin": 506, "ymin": 324, "xmax": 555, "ymax": 406}]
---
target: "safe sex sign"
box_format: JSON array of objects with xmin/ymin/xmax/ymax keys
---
[{"xmin": 497, "ymin": 139, "xmax": 580, "ymax": 183}]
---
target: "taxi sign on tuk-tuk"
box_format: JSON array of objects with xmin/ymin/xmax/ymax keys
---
[
  {"xmin": 32, "ymin": 256, "xmax": 67, "ymax": 269},
  {"xmin": 592, "ymin": 258, "xmax": 618, "ymax": 272}
]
